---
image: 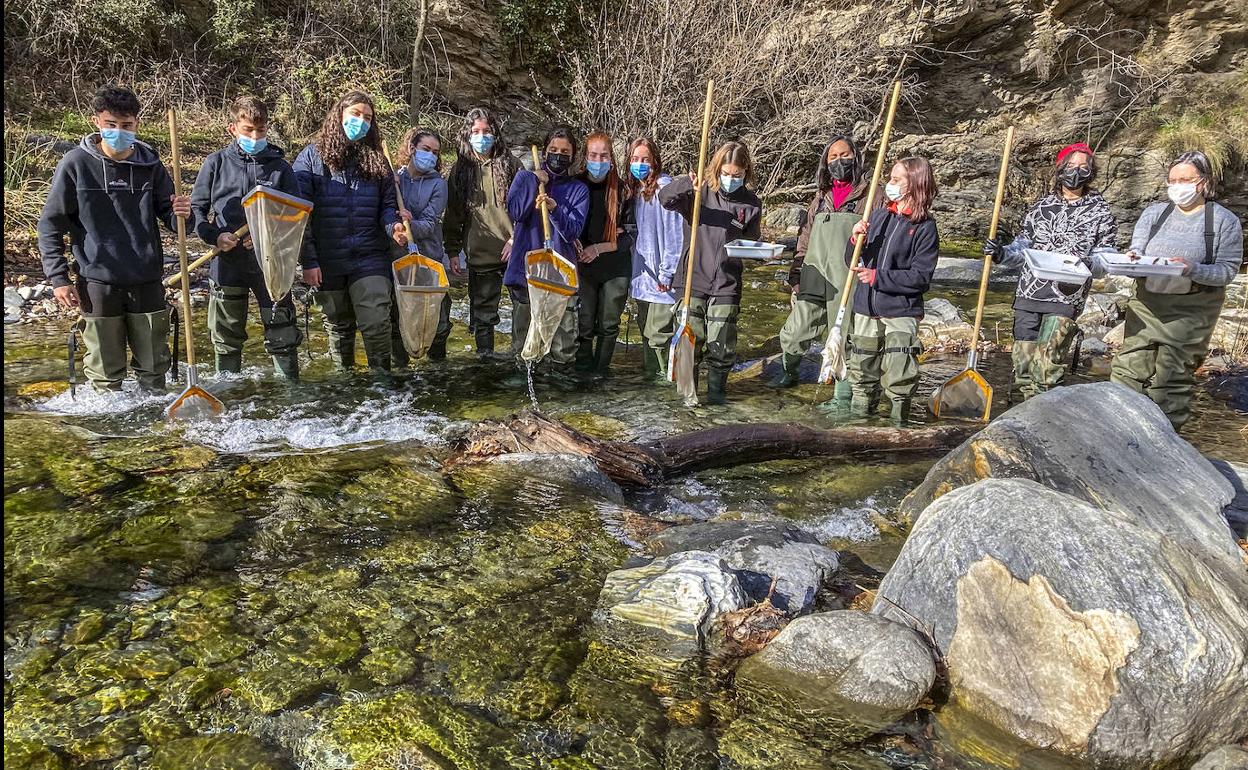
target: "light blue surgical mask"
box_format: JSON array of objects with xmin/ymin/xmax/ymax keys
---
[
  {"xmin": 99, "ymin": 127, "xmax": 136, "ymax": 153},
  {"xmin": 720, "ymin": 174, "xmax": 743, "ymax": 194},
  {"xmin": 629, "ymin": 162, "xmax": 651, "ymax": 180},
  {"xmin": 236, "ymin": 135, "xmax": 267, "ymax": 155},
  {"xmin": 587, "ymin": 160, "xmax": 611, "ymax": 181},
  {"xmin": 342, "ymin": 114, "xmax": 371, "ymax": 142},
  {"xmin": 470, "ymin": 134, "xmax": 495, "ymax": 155},
  {"xmin": 413, "ymin": 149, "xmax": 439, "ymax": 174},
  {"xmin": 885, "ymin": 182, "xmax": 904, "ymax": 202}
]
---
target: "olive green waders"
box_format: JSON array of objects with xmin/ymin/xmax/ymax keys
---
[
  {"xmin": 576, "ymin": 275, "xmax": 630, "ymax": 376},
  {"xmin": 207, "ymin": 279, "xmax": 302, "ymax": 378},
  {"xmin": 848, "ymin": 315, "xmax": 921, "ymax": 423},
  {"xmin": 773, "ymin": 210, "xmax": 856, "ymax": 405},
  {"xmin": 469, "ymin": 266, "xmax": 504, "ymax": 356},
  {"xmin": 1010, "ymin": 312, "xmax": 1078, "ymax": 402},
  {"xmin": 315, "ymin": 275, "xmax": 395, "ymax": 372},
  {"xmin": 675, "ymin": 297, "xmax": 739, "ymax": 404},
  {"xmin": 1111, "ymin": 283, "xmax": 1225, "ymax": 429},
  {"xmin": 78, "ymin": 281, "xmax": 170, "ymax": 393},
  {"xmin": 636, "ymin": 299, "xmax": 676, "ymax": 382}
]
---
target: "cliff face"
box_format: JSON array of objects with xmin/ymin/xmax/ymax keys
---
[{"xmin": 424, "ymin": 0, "xmax": 1245, "ymax": 240}]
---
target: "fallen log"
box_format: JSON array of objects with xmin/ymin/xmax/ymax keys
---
[{"xmin": 449, "ymin": 410, "xmax": 978, "ymax": 487}]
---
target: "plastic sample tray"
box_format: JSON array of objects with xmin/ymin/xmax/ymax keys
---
[
  {"xmin": 1024, "ymin": 248, "xmax": 1092, "ymax": 282},
  {"xmin": 725, "ymin": 240, "xmax": 784, "ymax": 259}
]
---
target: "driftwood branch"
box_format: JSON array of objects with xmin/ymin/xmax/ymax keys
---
[{"xmin": 449, "ymin": 411, "xmax": 977, "ymax": 487}]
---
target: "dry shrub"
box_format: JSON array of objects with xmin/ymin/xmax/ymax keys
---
[
  {"xmin": 3, "ymin": 127, "xmax": 60, "ymax": 235},
  {"xmin": 565, "ymin": 0, "xmax": 896, "ymax": 196}
]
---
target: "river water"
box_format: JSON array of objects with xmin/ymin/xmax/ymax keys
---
[{"xmin": 5, "ymin": 261, "xmax": 1245, "ymax": 770}]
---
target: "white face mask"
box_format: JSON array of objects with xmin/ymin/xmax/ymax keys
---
[
  {"xmin": 1166, "ymin": 182, "xmax": 1199, "ymax": 207},
  {"xmin": 885, "ymin": 182, "xmax": 905, "ymax": 202}
]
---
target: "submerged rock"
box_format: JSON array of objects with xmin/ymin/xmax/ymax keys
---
[
  {"xmin": 737, "ymin": 611, "xmax": 935, "ymax": 716},
  {"xmin": 151, "ymin": 734, "xmax": 290, "ymax": 770},
  {"xmin": 596, "ymin": 551, "xmax": 746, "ymax": 661},
  {"xmin": 647, "ymin": 520, "xmax": 839, "ymax": 613},
  {"xmin": 877, "ymin": 477, "xmax": 1248, "ymax": 768},
  {"xmin": 918, "ymin": 298, "xmax": 974, "ymax": 348}
]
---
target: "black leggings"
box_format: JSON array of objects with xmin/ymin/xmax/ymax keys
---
[{"xmin": 77, "ymin": 280, "xmax": 166, "ymax": 317}]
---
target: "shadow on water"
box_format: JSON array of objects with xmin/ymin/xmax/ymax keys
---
[{"xmin": 4, "ymin": 262, "xmax": 1245, "ymax": 769}]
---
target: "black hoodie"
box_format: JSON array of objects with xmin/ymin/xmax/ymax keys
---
[
  {"xmin": 191, "ymin": 139, "xmax": 300, "ymax": 285},
  {"xmin": 38, "ymin": 134, "xmax": 181, "ymax": 288}
]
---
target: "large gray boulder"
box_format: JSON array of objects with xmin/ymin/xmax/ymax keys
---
[
  {"xmin": 1192, "ymin": 745, "xmax": 1248, "ymax": 770},
  {"xmin": 876, "ymin": 478, "xmax": 1248, "ymax": 768},
  {"xmin": 595, "ymin": 551, "xmax": 746, "ymax": 661},
  {"xmin": 737, "ymin": 611, "xmax": 935, "ymax": 715},
  {"xmin": 899, "ymin": 382, "xmax": 1240, "ymax": 577},
  {"xmin": 647, "ymin": 520, "xmax": 839, "ymax": 613}
]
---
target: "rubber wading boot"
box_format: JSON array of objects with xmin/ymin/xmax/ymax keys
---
[
  {"xmin": 706, "ymin": 369, "xmax": 729, "ymax": 405},
  {"xmin": 126, "ymin": 310, "xmax": 170, "ymax": 393},
  {"xmin": 574, "ymin": 342, "xmax": 595, "ymax": 373},
  {"xmin": 501, "ymin": 361, "xmax": 531, "ymax": 389},
  {"xmin": 593, "ymin": 333, "xmax": 618, "ymax": 379},
  {"xmin": 475, "ymin": 326, "xmax": 495, "ymax": 360},
  {"xmin": 850, "ymin": 394, "xmax": 878, "ymax": 417},
  {"xmin": 816, "ymin": 379, "xmax": 854, "ymax": 414},
  {"xmin": 316, "ymin": 290, "xmax": 355, "ymax": 371},
  {"xmin": 82, "ymin": 315, "xmax": 128, "ymax": 392},
  {"xmin": 765, "ymin": 353, "xmax": 802, "ymax": 389},
  {"xmin": 428, "ymin": 338, "xmax": 448, "ymax": 361},
  {"xmin": 889, "ymin": 399, "xmax": 912, "ymax": 427},
  {"xmin": 216, "ymin": 351, "xmax": 243, "ymax": 374},
  {"xmin": 272, "ymin": 353, "xmax": 299, "ymax": 380}
]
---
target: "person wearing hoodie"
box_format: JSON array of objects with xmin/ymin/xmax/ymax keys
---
[
  {"xmin": 191, "ymin": 95, "xmax": 303, "ymax": 379},
  {"xmin": 1111, "ymin": 150, "xmax": 1243, "ymax": 429},
  {"xmin": 768, "ymin": 134, "xmax": 880, "ymax": 411},
  {"xmin": 392, "ymin": 127, "xmax": 451, "ymax": 360},
  {"xmin": 503, "ymin": 126, "xmax": 590, "ymax": 386},
  {"xmin": 845, "ymin": 156, "xmax": 940, "ymax": 425},
  {"xmin": 574, "ymin": 131, "xmax": 632, "ymax": 379},
  {"xmin": 293, "ymin": 91, "xmax": 406, "ymax": 373},
  {"xmin": 626, "ymin": 137, "xmax": 685, "ymax": 382},
  {"xmin": 39, "ymin": 85, "xmax": 191, "ymax": 393},
  {"xmin": 443, "ymin": 108, "xmax": 516, "ymax": 358},
  {"xmin": 659, "ymin": 140, "xmax": 763, "ymax": 405},
  {"xmin": 984, "ymin": 142, "xmax": 1117, "ymax": 401}
]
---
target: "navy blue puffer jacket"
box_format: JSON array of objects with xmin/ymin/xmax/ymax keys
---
[{"xmin": 293, "ymin": 143, "xmax": 399, "ymax": 278}]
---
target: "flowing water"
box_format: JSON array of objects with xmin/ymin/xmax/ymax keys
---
[{"xmin": 5, "ymin": 261, "xmax": 1246, "ymax": 770}]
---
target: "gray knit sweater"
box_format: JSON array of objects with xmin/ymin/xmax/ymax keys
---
[{"xmin": 1130, "ymin": 201, "xmax": 1244, "ymax": 293}]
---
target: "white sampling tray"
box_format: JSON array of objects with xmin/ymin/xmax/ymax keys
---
[
  {"xmin": 725, "ymin": 240, "xmax": 784, "ymax": 259},
  {"xmin": 1024, "ymin": 248, "xmax": 1092, "ymax": 283},
  {"xmin": 1098, "ymin": 251, "xmax": 1186, "ymax": 277}
]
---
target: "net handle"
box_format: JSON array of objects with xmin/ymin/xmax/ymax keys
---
[
  {"xmin": 970, "ymin": 125, "xmax": 1015, "ymax": 359},
  {"xmin": 680, "ymin": 80, "xmax": 715, "ymax": 311},
  {"xmin": 381, "ymin": 142, "xmax": 418, "ymax": 253},
  {"xmin": 531, "ymin": 145, "xmax": 553, "ymax": 247}
]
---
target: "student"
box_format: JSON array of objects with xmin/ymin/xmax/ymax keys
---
[
  {"xmin": 659, "ymin": 140, "xmax": 763, "ymax": 404},
  {"xmin": 1111, "ymin": 150, "xmax": 1243, "ymax": 429},
  {"xmin": 769, "ymin": 133, "xmax": 879, "ymax": 411},
  {"xmin": 626, "ymin": 137, "xmax": 685, "ymax": 382},
  {"xmin": 443, "ymin": 108, "xmax": 516, "ymax": 359},
  {"xmin": 191, "ymin": 95, "xmax": 303, "ymax": 379},
  {"xmin": 503, "ymin": 126, "xmax": 590, "ymax": 384},
  {"xmin": 293, "ymin": 91, "xmax": 406, "ymax": 373},
  {"xmin": 39, "ymin": 85, "xmax": 191, "ymax": 393},
  {"xmin": 574, "ymin": 131, "xmax": 632, "ymax": 378},
  {"xmin": 393, "ymin": 127, "xmax": 451, "ymax": 360},
  {"xmin": 984, "ymin": 142, "xmax": 1117, "ymax": 401},
  {"xmin": 846, "ymin": 156, "xmax": 939, "ymax": 425}
]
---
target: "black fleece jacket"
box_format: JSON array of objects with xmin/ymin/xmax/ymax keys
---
[
  {"xmin": 847, "ymin": 205, "xmax": 939, "ymax": 319},
  {"xmin": 38, "ymin": 134, "xmax": 182, "ymax": 288}
]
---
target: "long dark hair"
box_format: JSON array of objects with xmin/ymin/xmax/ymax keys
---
[
  {"xmin": 580, "ymin": 131, "xmax": 621, "ymax": 242},
  {"xmin": 447, "ymin": 107, "xmax": 516, "ymax": 215},
  {"xmin": 895, "ymin": 156, "xmax": 937, "ymax": 223},
  {"xmin": 814, "ymin": 133, "xmax": 864, "ymax": 193},
  {"xmin": 314, "ymin": 91, "xmax": 390, "ymax": 181},
  {"xmin": 397, "ymin": 127, "xmax": 443, "ymax": 172},
  {"xmin": 623, "ymin": 137, "xmax": 663, "ymax": 203},
  {"xmin": 542, "ymin": 125, "xmax": 579, "ymax": 168}
]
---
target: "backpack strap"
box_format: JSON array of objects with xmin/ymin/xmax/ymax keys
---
[
  {"xmin": 1143, "ymin": 203, "xmax": 1174, "ymax": 254},
  {"xmin": 1202, "ymin": 201, "xmax": 1215, "ymax": 264}
]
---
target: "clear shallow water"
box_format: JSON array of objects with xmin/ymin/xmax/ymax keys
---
[{"xmin": 4, "ymin": 263, "xmax": 1245, "ymax": 770}]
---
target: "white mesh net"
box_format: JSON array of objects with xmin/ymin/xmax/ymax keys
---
[
  {"xmin": 242, "ymin": 186, "xmax": 312, "ymax": 303},
  {"xmin": 521, "ymin": 248, "xmax": 577, "ymax": 363},
  {"xmin": 392, "ymin": 252, "xmax": 449, "ymax": 359}
]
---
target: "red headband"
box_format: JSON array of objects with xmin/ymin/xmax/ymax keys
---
[{"xmin": 1056, "ymin": 143, "xmax": 1094, "ymax": 167}]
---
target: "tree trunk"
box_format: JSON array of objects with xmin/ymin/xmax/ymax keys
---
[
  {"xmin": 408, "ymin": 0, "xmax": 430, "ymax": 127},
  {"xmin": 449, "ymin": 410, "xmax": 977, "ymax": 487}
]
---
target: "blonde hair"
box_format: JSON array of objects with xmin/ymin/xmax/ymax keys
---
[{"xmin": 706, "ymin": 141, "xmax": 754, "ymax": 192}]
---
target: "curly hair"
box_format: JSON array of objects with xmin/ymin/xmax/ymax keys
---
[
  {"xmin": 314, "ymin": 91, "xmax": 390, "ymax": 181},
  {"xmin": 397, "ymin": 127, "xmax": 443, "ymax": 172},
  {"xmin": 623, "ymin": 137, "xmax": 663, "ymax": 203},
  {"xmin": 447, "ymin": 107, "xmax": 516, "ymax": 217}
]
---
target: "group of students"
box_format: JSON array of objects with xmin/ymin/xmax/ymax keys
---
[{"xmin": 38, "ymin": 85, "xmax": 1243, "ymax": 429}]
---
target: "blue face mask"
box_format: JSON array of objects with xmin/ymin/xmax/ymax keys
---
[
  {"xmin": 236, "ymin": 135, "xmax": 267, "ymax": 155},
  {"xmin": 342, "ymin": 114, "xmax": 371, "ymax": 142},
  {"xmin": 470, "ymin": 134, "xmax": 495, "ymax": 155},
  {"xmin": 720, "ymin": 174, "xmax": 743, "ymax": 194},
  {"xmin": 99, "ymin": 127, "xmax": 136, "ymax": 153},
  {"xmin": 413, "ymin": 149, "xmax": 439, "ymax": 174},
  {"xmin": 586, "ymin": 160, "xmax": 611, "ymax": 181},
  {"xmin": 629, "ymin": 162, "xmax": 651, "ymax": 181}
]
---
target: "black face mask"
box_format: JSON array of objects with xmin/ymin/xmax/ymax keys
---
[
  {"xmin": 544, "ymin": 153, "xmax": 572, "ymax": 176},
  {"xmin": 1059, "ymin": 166, "xmax": 1092, "ymax": 190},
  {"xmin": 827, "ymin": 158, "xmax": 855, "ymax": 182}
]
